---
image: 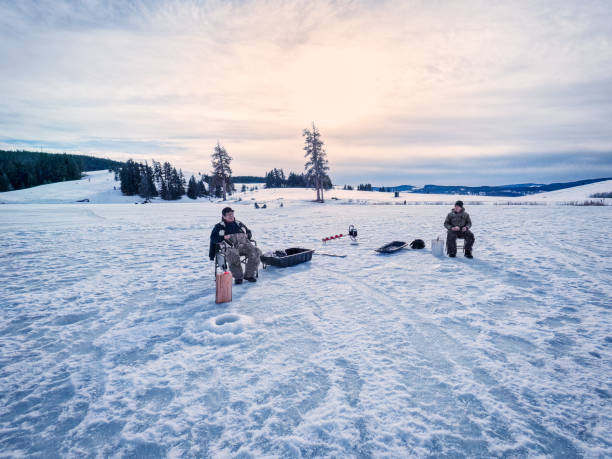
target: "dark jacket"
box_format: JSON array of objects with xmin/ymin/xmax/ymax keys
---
[
  {"xmin": 209, "ymin": 219, "xmax": 253, "ymax": 260},
  {"xmin": 444, "ymin": 208, "xmax": 472, "ymax": 230}
]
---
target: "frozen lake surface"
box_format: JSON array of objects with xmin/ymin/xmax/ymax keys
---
[{"xmin": 1, "ymin": 202, "xmax": 611, "ymax": 457}]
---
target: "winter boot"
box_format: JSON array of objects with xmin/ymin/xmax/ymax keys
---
[
  {"xmin": 448, "ymin": 252, "xmax": 456, "ymax": 258},
  {"xmin": 235, "ymin": 278, "xmax": 243, "ymax": 285},
  {"xmin": 465, "ymin": 249, "xmax": 473, "ymax": 259},
  {"xmin": 245, "ymin": 277, "xmax": 257, "ymax": 283}
]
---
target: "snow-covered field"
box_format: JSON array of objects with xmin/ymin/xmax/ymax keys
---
[
  {"xmin": 1, "ymin": 174, "xmax": 611, "ymax": 457},
  {"xmin": 1, "ymin": 170, "xmax": 611, "ymax": 205}
]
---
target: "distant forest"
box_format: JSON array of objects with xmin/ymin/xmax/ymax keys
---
[
  {"xmin": 0, "ymin": 150, "xmax": 124, "ymax": 192},
  {"xmin": 233, "ymin": 175, "xmax": 265, "ymax": 183},
  {"xmin": 263, "ymin": 168, "xmax": 332, "ymax": 189},
  {"xmin": 119, "ymin": 159, "xmax": 197, "ymax": 201}
]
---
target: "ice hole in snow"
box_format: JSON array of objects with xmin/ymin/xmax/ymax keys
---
[{"xmin": 215, "ymin": 314, "xmax": 240, "ymax": 326}]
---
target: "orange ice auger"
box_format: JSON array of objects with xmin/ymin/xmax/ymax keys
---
[{"xmin": 322, "ymin": 225, "xmax": 358, "ymax": 244}]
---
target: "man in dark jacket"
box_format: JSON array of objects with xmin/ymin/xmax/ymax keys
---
[
  {"xmin": 444, "ymin": 200, "xmax": 474, "ymax": 258},
  {"xmin": 210, "ymin": 207, "xmax": 261, "ymax": 284}
]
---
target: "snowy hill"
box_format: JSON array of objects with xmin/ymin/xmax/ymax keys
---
[
  {"xmin": 515, "ymin": 178, "xmax": 612, "ymax": 203},
  {"xmin": 1, "ymin": 170, "xmax": 610, "ymax": 205},
  {"xmin": 0, "ymin": 170, "xmax": 135, "ymax": 204}
]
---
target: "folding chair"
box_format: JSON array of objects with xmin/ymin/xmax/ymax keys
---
[{"xmin": 446, "ymin": 234, "xmax": 465, "ymax": 254}]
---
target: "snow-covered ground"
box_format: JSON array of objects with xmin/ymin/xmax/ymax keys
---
[
  {"xmin": 1, "ymin": 170, "xmax": 611, "ymax": 205},
  {"xmin": 1, "ymin": 191, "xmax": 611, "ymax": 457}
]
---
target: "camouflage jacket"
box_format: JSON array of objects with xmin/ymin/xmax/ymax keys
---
[
  {"xmin": 444, "ymin": 209, "xmax": 472, "ymax": 230},
  {"xmin": 209, "ymin": 220, "xmax": 252, "ymax": 260}
]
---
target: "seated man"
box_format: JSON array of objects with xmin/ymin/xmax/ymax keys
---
[
  {"xmin": 209, "ymin": 207, "xmax": 262, "ymax": 284},
  {"xmin": 444, "ymin": 200, "xmax": 475, "ymax": 259}
]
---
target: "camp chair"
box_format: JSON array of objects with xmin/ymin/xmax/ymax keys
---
[
  {"xmin": 446, "ymin": 235, "xmax": 465, "ymax": 254},
  {"xmin": 214, "ymin": 240, "xmax": 259, "ymax": 278}
]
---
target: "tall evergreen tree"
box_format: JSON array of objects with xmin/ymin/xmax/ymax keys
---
[
  {"xmin": 187, "ymin": 175, "xmax": 198, "ymax": 199},
  {"xmin": 138, "ymin": 174, "xmax": 153, "ymax": 200},
  {"xmin": 211, "ymin": 142, "xmax": 232, "ymax": 200},
  {"xmin": 160, "ymin": 179, "xmax": 169, "ymax": 200},
  {"xmin": 153, "ymin": 160, "xmax": 162, "ymax": 182},
  {"xmin": 119, "ymin": 159, "xmax": 141, "ymax": 195},
  {"xmin": 163, "ymin": 167, "xmax": 184, "ymax": 200},
  {"xmin": 197, "ymin": 176, "xmax": 208, "ymax": 197},
  {"xmin": 303, "ymin": 123, "xmax": 330, "ymax": 202},
  {"xmin": 140, "ymin": 161, "xmax": 157, "ymax": 199},
  {"xmin": 179, "ymin": 169, "xmax": 186, "ymax": 195}
]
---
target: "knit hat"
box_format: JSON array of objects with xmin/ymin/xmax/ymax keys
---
[{"xmin": 454, "ymin": 200, "xmax": 464, "ymax": 208}]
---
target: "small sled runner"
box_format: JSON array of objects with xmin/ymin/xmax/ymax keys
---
[
  {"xmin": 261, "ymin": 248, "xmax": 315, "ymax": 268},
  {"xmin": 375, "ymin": 241, "xmax": 408, "ymax": 253}
]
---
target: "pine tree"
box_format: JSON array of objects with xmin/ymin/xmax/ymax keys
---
[
  {"xmin": 119, "ymin": 159, "xmax": 141, "ymax": 195},
  {"xmin": 197, "ymin": 176, "xmax": 208, "ymax": 197},
  {"xmin": 153, "ymin": 160, "xmax": 162, "ymax": 182},
  {"xmin": 211, "ymin": 142, "xmax": 232, "ymax": 200},
  {"xmin": 179, "ymin": 169, "xmax": 186, "ymax": 196},
  {"xmin": 140, "ymin": 161, "xmax": 157, "ymax": 199},
  {"xmin": 160, "ymin": 179, "xmax": 169, "ymax": 200},
  {"xmin": 168, "ymin": 167, "xmax": 182, "ymax": 200},
  {"xmin": 187, "ymin": 175, "xmax": 198, "ymax": 199},
  {"xmin": 303, "ymin": 123, "xmax": 330, "ymax": 202},
  {"xmin": 138, "ymin": 174, "xmax": 152, "ymax": 200}
]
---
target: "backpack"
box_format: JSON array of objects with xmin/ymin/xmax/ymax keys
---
[{"xmin": 410, "ymin": 239, "xmax": 425, "ymax": 249}]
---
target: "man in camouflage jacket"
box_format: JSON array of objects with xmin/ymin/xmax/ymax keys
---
[
  {"xmin": 210, "ymin": 207, "xmax": 262, "ymax": 283},
  {"xmin": 444, "ymin": 200, "xmax": 475, "ymax": 258}
]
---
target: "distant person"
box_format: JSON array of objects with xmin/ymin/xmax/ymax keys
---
[
  {"xmin": 209, "ymin": 207, "xmax": 261, "ymax": 284},
  {"xmin": 444, "ymin": 200, "xmax": 474, "ymax": 258}
]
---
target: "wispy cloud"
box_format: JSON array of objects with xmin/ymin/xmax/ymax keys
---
[{"xmin": 1, "ymin": 0, "xmax": 611, "ymax": 184}]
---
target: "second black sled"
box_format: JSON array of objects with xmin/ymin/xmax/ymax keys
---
[{"xmin": 375, "ymin": 241, "xmax": 408, "ymax": 253}]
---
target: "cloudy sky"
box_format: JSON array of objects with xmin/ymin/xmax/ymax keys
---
[{"xmin": 1, "ymin": 0, "xmax": 611, "ymax": 185}]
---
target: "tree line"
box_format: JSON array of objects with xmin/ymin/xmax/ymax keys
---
[
  {"xmin": 264, "ymin": 167, "xmax": 331, "ymax": 190},
  {"xmin": 0, "ymin": 150, "xmax": 123, "ymax": 192},
  {"xmin": 342, "ymin": 184, "xmax": 373, "ymax": 191},
  {"xmin": 118, "ymin": 151, "xmax": 238, "ymax": 201},
  {"xmin": 205, "ymin": 123, "xmax": 332, "ymax": 202},
  {"xmin": 119, "ymin": 159, "xmax": 206, "ymax": 201},
  {"xmin": 118, "ymin": 122, "xmax": 334, "ymax": 203}
]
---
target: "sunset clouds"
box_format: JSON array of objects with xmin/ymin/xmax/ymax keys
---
[{"xmin": 1, "ymin": 0, "xmax": 611, "ymax": 184}]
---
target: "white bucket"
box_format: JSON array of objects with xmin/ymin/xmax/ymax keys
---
[{"xmin": 431, "ymin": 237, "xmax": 445, "ymax": 257}]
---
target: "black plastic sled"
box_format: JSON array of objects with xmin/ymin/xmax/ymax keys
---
[
  {"xmin": 261, "ymin": 248, "xmax": 315, "ymax": 268},
  {"xmin": 375, "ymin": 241, "xmax": 408, "ymax": 253}
]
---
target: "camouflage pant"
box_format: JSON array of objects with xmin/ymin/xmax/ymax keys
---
[
  {"xmin": 446, "ymin": 229, "xmax": 475, "ymax": 255},
  {"xmin": 226, "ymin": 233, "xmax": 261, "ymax": 280}
]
